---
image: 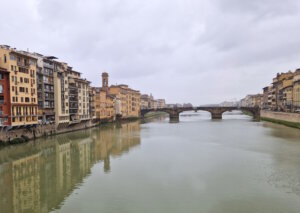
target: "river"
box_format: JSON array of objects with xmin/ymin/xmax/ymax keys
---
[{"xmin": 1, "ymin": 111, "xmax": 300, "ymax": 213}]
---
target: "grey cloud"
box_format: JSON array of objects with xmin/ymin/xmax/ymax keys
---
[{"xmin": 1, "ymin": 0, "xmax": 300, "ymax": 104}]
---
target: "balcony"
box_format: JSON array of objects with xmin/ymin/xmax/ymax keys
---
[
  {"xmin": 293, "ymin": 75, "xmax": 300, "ymax": 83},
  {"xmin": 43, "ymin": 63, "xmax": 54, "ymax": 69},
  {"xmin": 43, "ymin": 81, "xmax": 54, "ymax": 85},
  {"xmin": 44, "ymin": 89, "xmax": 54, "ymax": 93},
  {"xmin": 17, "ymin": 61, "xmax": 30, "ymax": 68},
  {"xmin": 45, "ymin": 97, "xmax": 54, "ymax": 101}
]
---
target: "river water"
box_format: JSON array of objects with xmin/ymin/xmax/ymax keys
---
[{"xmin": 1, "ymin": 111, "xmax": 300, "ymax": 213}]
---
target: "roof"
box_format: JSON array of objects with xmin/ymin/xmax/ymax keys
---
[
  {"xmin": 10, "ymin": 50, "xmax": 38, "ymax": 60},
  {"xmin": 44, "ymin": 56, "xmax": 58, "ymax": 60}
]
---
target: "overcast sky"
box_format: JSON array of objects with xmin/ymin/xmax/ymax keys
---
[{"xmin": 1, "ymin": 0, "xmax": 300, "ymax": 105}]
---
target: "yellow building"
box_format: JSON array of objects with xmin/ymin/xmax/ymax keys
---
[
  {"xmin": 91, "ymin": 72, "xmax": 140, "ymax": 120},
  {"xmin": 108, "ymin": 85, "xmax": 140, "ymax": 118},
  {"xmin": 140, "ymin": 94, "xmax": 150, "ymax": 109},
  {"xmin": 90, "ymin": 86, "xmax": 115, "ymax": 122},
  {"xmin": 281, "ymin": 77, "xmax": 294, "ymax": 111},
  {"xmin": 293, "ymin": 69, "xmax": 300, "ymax": 111},
  {"xmin": 0, "ymin": 45, "xmax": 38, "ymax": 127},
  {"xmin": 272, "ymin": 71, "xmax": 294, "ymax": 111}
]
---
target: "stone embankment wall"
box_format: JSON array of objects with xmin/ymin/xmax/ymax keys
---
[
  {"xmin": 0, "ymin": 117, "xmax": 139, "ymax": 145},
  {"xmin": 0, "ymin": 121, "xmax": 96, "ymax": 144},
  {"xmin": 260, "ymin": 110, "xmax": 300, "ymax": 128}
]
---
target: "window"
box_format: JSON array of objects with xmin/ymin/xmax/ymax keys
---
[
  {"xmin": 0, "ymin": 74, "xmax": 3, "ymax": 80},
  {"xmin": 12, "ymin": 86, "xmax": 14, "ymax": 92},
  {"xmin": 11, "ymin": 65, "xmax": 14, "ymax": 71},
  {"xmin": 10, "ymin": 54, "xmax": 15, "ymax": 60},
  {"xmin": 4, "ymin": 54, "xmax": 7, "ymax": 63},
  {"xmin": 0, "ymin": 85, "xmax": 3, "ymax": 93},
  {"xmin": 21, "ymin": 97, "xmax": 24, "ymax": 102}
]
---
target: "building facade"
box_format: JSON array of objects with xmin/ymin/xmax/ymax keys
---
[
  {"xmin": 240, "ymin": 94, "xmax": 263, "ymax": 107},
  {"xmin": 0, "ymin": 45, "xmax": 38, "ymax": 127},
  {"xmin": 53, "ymin": 61, "xmax": 70, "ymax": 128},
  {"xmin": 140, "ymin": 94, "xmax": 150, "ymax": 109},
  {"xmin": 262, "ymin": 70, "xmax": 300, "ymax": 112},
  {"xmin": 32, "ymin": 54, "xmax": 56, "ymax": 123},
  {"xmin": 0, "ymin": 66, "xmax": 11, "ymax": 126}
]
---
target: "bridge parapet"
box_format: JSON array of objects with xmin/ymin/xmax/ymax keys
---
[{"xmin": 140, "ymin": 106, "xmax": 260, "ymax": 121}]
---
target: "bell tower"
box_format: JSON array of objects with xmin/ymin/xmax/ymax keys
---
[{"xmin": 102, "ymin": 72, "xmax": 109, "ymax": 90}]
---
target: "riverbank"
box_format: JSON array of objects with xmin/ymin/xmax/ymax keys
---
[
  {"xmin": 0, "ymin": 117, "xmax": 140, "ymax": 146},
  {"xmin": 260, "ymin": 110, "xmax": 300, "ymax": 129}
]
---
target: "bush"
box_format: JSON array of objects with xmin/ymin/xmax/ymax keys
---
[
  {"xmin": 9, "ymin": 137, "xmax": 25, "ymax": 145},
  {"xmin": 21, "ymin": 135, "xmax": 30, "ymax": 142}
]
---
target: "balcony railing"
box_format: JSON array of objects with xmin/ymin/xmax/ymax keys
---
[
  {"xmin": 43, "ymin": 63, "xmax": 54, "ymax": 69},
  {"xmin": 17, "ymin": 61, "xmax": 30, "ymax": 68}
]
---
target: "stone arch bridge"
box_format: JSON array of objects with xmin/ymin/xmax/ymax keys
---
[{"xmin": 140, "ymin": 106, "xmax": 260, "ymax": 121}]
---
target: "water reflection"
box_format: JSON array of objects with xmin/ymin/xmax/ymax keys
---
[
  {"xmin": 262, "ymin": 121, "xmax": 300, "ymax": 141},
  {"xmin": 0, "ymin": 121, "xmax": 140, "ymax": 213}
]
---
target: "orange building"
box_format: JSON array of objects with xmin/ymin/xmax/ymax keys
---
[{"xmin": 0, "ymin": 45, "xmax": 38, "ymax": 127}]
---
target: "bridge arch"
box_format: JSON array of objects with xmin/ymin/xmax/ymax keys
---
[
  {"xmin": 196, "ymin": 107, "xmax": 260, "ymax": 120},
  {"xmin": 140, "ymin": 107, "xmax": 260, "ymax": 121},
  {"xmin": 140, "ymin": 107, "xmax": 195, "ymax": 120}
]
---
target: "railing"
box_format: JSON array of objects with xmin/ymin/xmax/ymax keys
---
[
  {"xmin": 17, "ymin": 61, "xmax": 30, "ymax": 68},
  {"xmin": 43, "ymin": 63, "xmax": 54, "ymax": 69}
]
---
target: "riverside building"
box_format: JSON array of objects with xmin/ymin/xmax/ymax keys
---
[
  {"xmin": 262, "ymin": 69, "xmax": 300, "ymax": 112},
  {"xmin": 30, "ymin": 53, "xmax": 57, "ymax": 123},
  {"xmin": 0, "ymin": 45, "xmax": 38, "ymax": 127},
  {"xmin": 100, "ymin": 72, "xmax": 140, "ymax": 119}
]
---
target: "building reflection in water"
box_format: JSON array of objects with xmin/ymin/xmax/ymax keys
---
[{"xmin": 0, "ymin": 121, "xmax": 140, "ymax": 213}]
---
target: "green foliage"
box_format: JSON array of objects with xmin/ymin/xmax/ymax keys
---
[
  {"xmin": 21, "ymin": 135, "xmax": 30, "ymax": 142},
  {"xmin": 9, "ymin": 137, "xmax": 25, "ymax": 145},
  {"xmin": 261, "ymin": 117, "xmax": 300, "ymax": 129}
]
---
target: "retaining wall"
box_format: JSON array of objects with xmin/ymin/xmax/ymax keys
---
[{"xmin": 260, "ymin": 110, "xmax": 300, "ymax": 127}]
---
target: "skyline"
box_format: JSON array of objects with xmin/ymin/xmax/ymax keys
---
[{"xmin": 1, "ymin": 0, "xmax": 300, "ymax": 105}]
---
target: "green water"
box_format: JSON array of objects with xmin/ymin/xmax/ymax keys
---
[{"xmin": 1, "ymin": 111, "xmax": 300, "ymax": 213}]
